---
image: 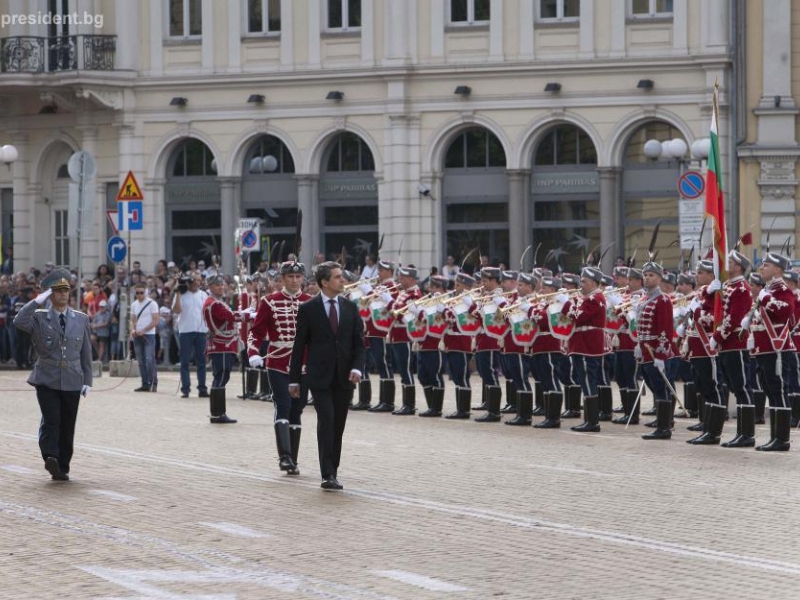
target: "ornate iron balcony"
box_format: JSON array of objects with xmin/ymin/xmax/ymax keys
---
[{"xmin": 1, "ymin": 35, "xmax": 116, "ymax": 73}]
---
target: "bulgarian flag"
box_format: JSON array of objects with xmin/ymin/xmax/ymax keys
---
[{"xmin": 705, "ymin": 82, "xmax": 727, "ymax": 324}]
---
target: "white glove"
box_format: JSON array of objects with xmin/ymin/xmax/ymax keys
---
[
  {"xmin": 747, "ymin": 335, "xmax": 755, "ymax": 350},
  {"xmin": 634, "ymin": 345, "xmax": 642, "ymax": 360},
  {"xmin": 740, "ymin": 316, "xmax": 751, "ymax": 330},
  {"xmin": 409, "ymin": 303, "xmax": 422, "ymax": 317},
  {"xmin": 244, "ymin": 306, "xmax": 256, "ymax": 314},
  {"xmin": 676, "ymin": 324, "xmax": 685, "ymax": 337},
  {"xmin": 520, "ymin": 301, "xmax": 532, "ymax": 312},
  {"xmin": 626, "ymin": 310, "xmax": 637, "ymax": 324},
  {"xmin": 689, "ymin": 298, "xmax": 701, "ymax": 312},
  {"xmin": 758, "ymin": 289, "xmax": 769, "ymax": 302},
  {"xmin": 81, "ymin": 385, "xmax": 91, "ymax": 397},
  {"xmin": 249, "ymin": 354, "xmax": 264, "ymax": 368},
  {"xmin": 462, "ymin": 295, "xmax": 474, "ymax": 308},
  {"xmin": 707, "ymin": 279, "xmax": 722, "ymax": 293},
  {"xmin": 359, "ymin": 283, "xmax": 372, "ymax": 294},
  {"xmin": 435, "ymin": 303, "xmax": 445, "ymax": 313},
  {"xmin": 34, "ymin": 288, "xmax": 53, "ymax": 305},
  {"xmin": 607, "ymin": 294, "xmax": 622, "ymax": 307},
  {"xmin": 654, "ymin": 358, "xmax": 665, "ymax": 371},
  {"xmin": 556, "ymin": 294, "xmax": 569, "ymax": 304},
  {"xmin": 709, "ymin": 337, "xmax": 717, "ymax": 351},
  {"xmin": 492, "ymin": 295, "xmax": 507, "ymax": 307},
  {"xmin": 380, "ymin": 291, "xmax": 393, "ymax": 304}
]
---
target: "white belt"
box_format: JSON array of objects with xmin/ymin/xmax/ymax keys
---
[
  {"xmin": 269, "ymin": 340, "xmax": 294, "ymax": 349},
  {"xmin": 574, "ymin": 326, "xmax": 601, "ymax": 333}
]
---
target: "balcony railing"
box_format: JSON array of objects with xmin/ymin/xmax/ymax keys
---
[{"xmin": 1, "ymin": 35, "xmax": 116, "ymax": 74}]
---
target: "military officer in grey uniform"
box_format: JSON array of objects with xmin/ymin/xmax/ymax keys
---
[{"xmin": 13, "ymin": 268, "xmax": 93, "ymax": 481}]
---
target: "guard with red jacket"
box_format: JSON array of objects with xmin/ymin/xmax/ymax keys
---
[
  {"xmin": 416, "ymin": 275, "xmax": 450, "ymax": 417},
  {"xmin": 468, "ymin": 267, "xmax": 505, "ymax": 421},
  {"xmin": 361, "ymin": 261, "xmax": 397, "ymax": 411},
  {"xmin": 634, "ymin": 261, "xmax": 675, "ymax": 440},
  {"xmin": 247, "ymin": 261, "xmax": 312, "ymax": 474},
  {"xmin": 781, "ymin": 270, "xmax": 800, "ymax": 427},
  {"xmin": 744, "ymin": 251, "xmax": 796, "ymax": 451},
  {"xmin": 559, "ymin": 266, "xmax": 607, "ymax": 432},
  {"xmin": 692, "ymin": 250, "xmax": 754, "ymax": 446},
  {"xmin": 203, "ymin": 275, "xmax": 251, "ymax": 425},
  {"xmin": 443, "ymin": 272, "xmax": 477, "ymax": 419},
  {"xmin": 530, "ymin": 275, "xmax": 566, "ymax": 428}
]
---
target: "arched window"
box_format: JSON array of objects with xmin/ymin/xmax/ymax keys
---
[
  {"xmin": 535, "ymin": 125, "xmax": 597, "ymax": 166},
  {"xmin": 623, "ymin": 121, "xmax": 687, "ymax": 270},
  {"xmin": 530, "ymin": 124, "xmax": 599, "ymax": 273},
  {"xmin": 170, "ymin": 138, "xmax": 216, "ymax": 177},
  {"xmin": 443, "ymin": 127, "xmax": 509, "ymax": 269},
  {"xmin": 244, "ymin": 135, "xmax": 295, "ymax": 175},
  {"xmin": 325, "ymin": 132, "xmax": 374, "ymax": 172}
]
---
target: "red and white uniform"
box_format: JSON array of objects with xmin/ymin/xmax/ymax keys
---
[
  {"xmin": 387, "ymin": 286, "xmax": 423, "ymax": 343},
  {"xmin": 365, "ymin": 278, "xmax": 396, "ymax": 338},
  {"xmin": 443, "ymin": 305, "xmax": 474, "ymax": 354},
  {"xmin": 204, "ymin": 295, "xmax": 244, "ymax": 354},
  {"xmin": 247, "ymin": 289, "xmax": 312, "ymax": 373},
  {"xmin": 686, "ymin": 286, "xmax": 716, "ymax": 359},
  {"xmin": 791, "ymin": 288, "xmax": 800, "ymax": 351},
  {"xmin": 633, "ymin": 289, "xmax": 674, "ymax": 363},
  {"xmin": 561, "ymin": 290, "xmax": 607, "ymax": 357},
  {"xmin": 472, "ymin": 289, "xmax": 503, "ymax": 352},
  {"xmin": 616, "ymin": 289, "xmax": 643, "ymax": 351},
  {"xmin": 529, "ymin": 298, "xmax": 562, "ymax": 356},
  {"xmin": 710, "ymin": 276, "xmax": 752, "ymax": 352},
  {"xmin": 501, "ymin": 292, "xmax": 526, "ymax": 354},
  {"xmin": 751, "ymin": 278, "xmax": 796, "ymax": 355},
  {"xmin": 235, "ymin": 288, "xmax": 256, "ymax": 349}
]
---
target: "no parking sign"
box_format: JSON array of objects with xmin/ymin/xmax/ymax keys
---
[{"xmin": 239, "ymin": 219, "xmax": 261, "ymax": 252}]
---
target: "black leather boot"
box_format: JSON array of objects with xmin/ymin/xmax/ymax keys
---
[
  {"xmin": 756, "ymin": 408, "xmax": 791, "ymax": 451},
  {"xmin": 433, "ymin": 387, "xmax": 445, "ymax": 414},
  {"xmin": 532, "ymin": 385, "xmax": 545, "ymax": 416},
  {"xmin": 209, "ymin": 388, "xmax": 237, "ymax": 424},
  {"xmin": 675, "ymin": 382, "xmax": 696, "ymax": 418},
  {"xmin": 689, "ymin": 403, "xmax": 725, "ymax": 445},
  {"xmin": 419, "ymin": 387, "xmax": 442, "ymax": 417},
  {"xmin": 612, "ymin": 388, "xmax": 633, "ymax": 424},
  {"xmin": 641, "ymin": 399, "xmax": 672, "ymax": 440},
  {"xmin": 473, "ymin": 384, "xmax": 489, "ymax": 411},
  {"xmin": 274, "ymin": 421, "xmax": 296, "ymax": 472},
  {"xmin": 474, "ymin": 385, "xmax": 502, "ymax": 422},
  {"xmin": 688, "ymin": 393, "xmax": 706, "ymax": 431},
  {"xmin": 351, "ymin": 379, "xmax": 372, "ymax": 410},
  {"xmin": 790, "ymin": 394, "xmax": 800, "ymax": 428},
  {"xmin": 393, "ymin": 385, "xmax": 417, "ymax": 415},
  {"xmin": 501, "ymin": 380, "xmax": 518, "ymax": 414},
  {"xmin": 445, "ymin": 387, "xmax": 471, "ymax": 419},
  {"xmin": 753, "ymin": 390, "xmax": 766, "ymax": 424},
  {"xmin": 256, "ymin": 369, "xmax": 272, "ymax": 401},
  {"xmin": 597, "ymin": 386, "xmax": 613, "ymax": 422},
  {"xmin": 369, "ymin": 379, "xmax": 395, "ymax": 412},
  {"xmin": 287, "ymin": 425, "xmax": 301, "ymax": 474},
  {"xmin": 506, "ymin": 391, "xmax": 532, "ymax": 425},
  {"xmin": 534, "ymin": 390, "xmax": 562, "ymax": 428},
  {"xmin": 240, "ymin": 368, "xmax": 259, "ymax": 399},
  {"xmin": 722, "ymin": 405, "xmax": 756, "ymax": 448},
  {"xmin": 561, "ymin": 385, "xmax": 582, "ymax": 418},
  {"xmin": 571, "ymin": 395, "xmax": 600, "ymax": 432}
]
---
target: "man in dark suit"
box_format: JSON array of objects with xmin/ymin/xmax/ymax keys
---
[{"xmin": 289, "ymin": 261, "xmax": 366, "ymax": 490}]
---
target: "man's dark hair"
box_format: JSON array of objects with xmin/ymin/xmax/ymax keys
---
[{"xmin": 314, "ymin": 261, "xmax": 342, "ymax": 286}]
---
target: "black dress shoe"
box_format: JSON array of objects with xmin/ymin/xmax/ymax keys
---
[
  {"xmin": 368, "ymin": 403, "xmax": 394, "ymax": 413},
  {"xmin": 321, "ymin": 476, "xmax": 343, "ymax": 490},
  {"xmin": 210, "ymin": 414, "xmax": 237, "ymax": 424},
  {"xmin": 134, "ymin": 386, "xmax": 150, "ymax": 392},
  {"xmin": 721, "ymin": 435, "xmax": 755, "ymax": 448},
  {"xmin": 45, "ymin": 457, "xmax": 68, "ymax": 481},
  {"xmin": 198, "ymin": 390, "xmax": 210, "ymax": 398},
  {"xmin": 181, "ymin": 392, "xmax": 189, "ymax": 398},
  {"xmin": 392, "ymin": 404, "xmax": 416, "ymax": 415}
]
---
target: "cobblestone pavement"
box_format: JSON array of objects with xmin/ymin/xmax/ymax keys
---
[{"xmin": 2, "ymin": 370, "xmax": 800, "ymax": 600}]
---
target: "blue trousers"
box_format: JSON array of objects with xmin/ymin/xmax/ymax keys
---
[
  {"xmin": 390, "ymin": 342, "xmax": 414, "ymax": 386},
  {"xmin": 267, "ymin": 370, "xmax": 307, "ymax": 424},
  {"xmin": 475, "ymin": 350, "xmax": 499, "ymax": 387},
  {"xmin": 210, "ymin": 352, "xmax": 234, "ymax": 389},
  {"xmin": 446, "ymin": 351, "xmax": 471, "ymax": 388},
  {"xmin": 179, "ymin": 332, "xmax": 207, "ymax": 394},
  {"xmin": 417, "ymin": 350, "xmax": 445, "ymax": 388},
  {"xmin": 615, "ymin": 351, "xmax": 636, "ymax": 390},
  {"xmin": 719, "ymin": 350, "xmax": 753, "ymax": 405},
  {"xmin": 640, "ymin": 362, "xmax": 668, "ymax": 401},
  {"xmin": 503, "ymin": 353, "xmax": 532, "ymax": 392},
  {"xmin": 367, "ymin": 336, "xmax": 392, "ymax": 380},
  {"xmin": 133, "ymin": 335, "xmax": 157, "ymax": 388},
  {"xmin": 569, "ymin": 355, "xmax": 600, "ymax": 397},
  {"xmin": 531, "ymin": 353, "xmax": 562, "ymax": 392}
]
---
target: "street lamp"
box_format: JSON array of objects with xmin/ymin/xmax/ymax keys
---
[{"xmin": 1, "ymin": 144, "xmax": 18, "ymax": 166}]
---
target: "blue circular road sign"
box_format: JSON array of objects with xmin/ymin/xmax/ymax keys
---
[
  {"xmin": 107, "ymin": 236, "xmax": 127, "ymax": 263},
  {"xmin": 678, "ymin": 171, "xmax": 705, "ymax": 199},
  {"xmin": 241, "ymin": 230, "xmax": 258, "ymax": 250}
]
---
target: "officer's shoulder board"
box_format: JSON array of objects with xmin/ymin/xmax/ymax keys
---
[
  {"xmin": 71, "ymin": 309, "xmax": 89, "ymax": 318},
  {"xmin": 35, "ymin": 308, "xmax": 48, "ymax": 313}
]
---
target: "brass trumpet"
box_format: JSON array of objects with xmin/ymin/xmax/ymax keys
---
[
  {"xmin": 391, "ymin": 290, "xmax": 457, "ymax": 316},
  {"xmin": 343, "ymin": 275, "xmax": 381, "ymax": 291}
]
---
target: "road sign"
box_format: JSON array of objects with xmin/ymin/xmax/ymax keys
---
[
  {"xmin": 241, "ymin": 230, "xmax": 259, "ymax": 251},
  {"xmin": 68, "ymin": 150, "xmax": 96, "ymax": 182},
  {"xmin": 678, "ymin": 171, "xmax": 705, "ymax": 199},
  {"xmin": 117, "ymin": 171, "xmax": 144, "ymax": 201},
  {"xmin": 107, "ymin": 236, "xmax": 127, "ymax": 263},
  {"xmin": 679, "ymin": 197, "xmax": 705, "ymax": 250},
  {"xmin": 117, "ymin": 200, "xmax": 143, "ymax": 231}
]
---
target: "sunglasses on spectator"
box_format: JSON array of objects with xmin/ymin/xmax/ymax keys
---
[{"xmin": 135, "ymin": 291, "xmax": 145, "ymax": 295}]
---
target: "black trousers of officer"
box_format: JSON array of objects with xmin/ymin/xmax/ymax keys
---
[
  {"xmin": 615, "ymin": 350, "xmax": 636, "ymax": 390},
  {"xmin": 36, "ymin": 385, "xmax": 80, "ymax": 474},
  {"xmin": 570, "ymin": 355, "xmax": 600, "ymax": 397},
  {"xmin": 718, "ymin": 350, "xmax": 753, "ymax": 405},
  {"xmin": 390, "ymin": 342, "xmax": 414, "ymax": 386},
  {"xmin": 268, "ymin": 370, "xmax": 307, "ymax": 424},
  {"xmin": 531, "ymin": 352, "xmax": 562, "ymax": 392},
  {"xmin": 690, "ymin": 356, "xmax": 724, "ymax": 405},
  {"xmin": 756, "ymin": 352, "xmax": 788, "ymax": 408},
  {"xmin": 446, "ymin": 351, "xmax": 472, "ymax": 388},
  {"xmin": 475, "ymin": 350, "xmax": 499, "ymax": 387},
  {"xmin": 640, "ymin": 362, "xmax": 668, "ymax": 401}
]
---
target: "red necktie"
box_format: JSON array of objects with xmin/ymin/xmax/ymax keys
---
[{"xmin": 329, "ymin": 299, "xmax": 338, "ymax": 334}]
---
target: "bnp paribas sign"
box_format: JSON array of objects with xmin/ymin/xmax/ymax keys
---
[{"xmin": 531, "ymin": 171, "xmax": 599, "ymax": 195}]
